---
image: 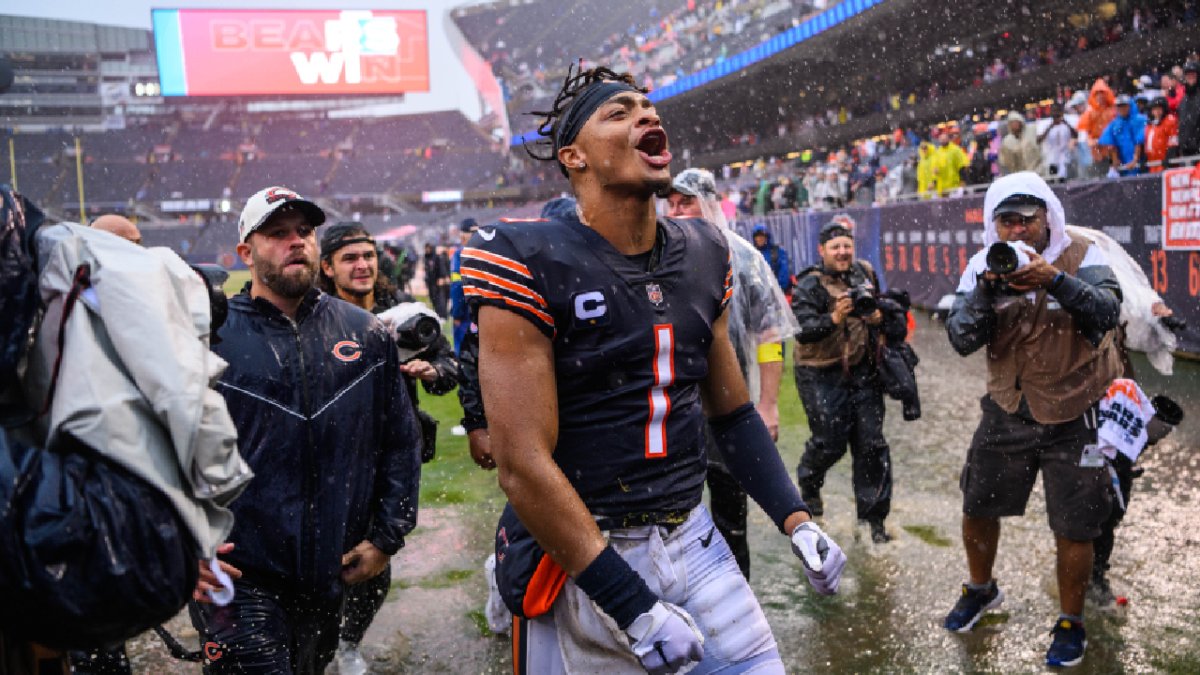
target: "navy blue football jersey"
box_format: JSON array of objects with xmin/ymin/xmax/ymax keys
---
[{"xmin": 462, "ymin": 212, "xmax": 733, "ymax": 520}]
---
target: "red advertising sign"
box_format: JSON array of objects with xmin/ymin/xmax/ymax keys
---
[
  {"xmin": 1162, "ymin": 166, "xmax": 1200, "ymax": 250},
  {"xmin": 152, "ymin": 9, "xmax": 429, "ymax": 96}
]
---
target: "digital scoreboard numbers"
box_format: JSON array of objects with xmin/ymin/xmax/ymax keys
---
[{"xmin": 152, "ymin": 9, "xmax": 430, "ymax": 96}]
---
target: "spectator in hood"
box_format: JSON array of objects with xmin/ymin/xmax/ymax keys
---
[
  {"xmin": 1077, "ymin": 79, "xmax": 1118, "ymax": 170},
  {"xmin": 1178, "ymin": 62, "xmax": 1200, "ymax": 158},
  {"xmin": 1161, "ymin": 72, "xmax": 1184, "ymax": 113},
  {"xmin": 752, "ymin": 223, "xmax": 792, "ymax": 294},
  {"xmin": 917, "ymin": 141, "xmax": 936, "ymax": 199},
  {"xmin": 931, "ymin": 132, "xmax": 968, "ymax": 196},
  {"xmin": 1098, "ymin": 94, "xmax": 1146, "ymax": 176},
  {"xmin": 1000, "ymin": 112, "xmax": 1044, "ymax": 176},
  {"xmin": 1144, "ymin": 97, "xmax": 1179, "ymax": 173}
]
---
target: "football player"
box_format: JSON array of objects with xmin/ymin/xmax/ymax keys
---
[{"xmin": 464, "ymin": 65, "xmax": 846, "ymax": 674}]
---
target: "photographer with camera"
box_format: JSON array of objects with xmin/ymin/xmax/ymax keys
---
[
  {"xmin": 943, "ymin": 172, "xmax": 1123, "ymax": 667},
  {"xmin": 317, "ymin": 222, "xmax": 456, "ymax": 675},
  {"xmin": 791, "ymin": 218, "xmax": 909, "ymax": 544}
]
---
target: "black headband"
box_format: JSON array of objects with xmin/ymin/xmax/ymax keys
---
[
  {"xmin": 819, "ymin": 225, "xmax": 853, "ymax": 244},
  {"xmin": 553, "ymin": 80, "xmax": 638, "ymax": 161}
]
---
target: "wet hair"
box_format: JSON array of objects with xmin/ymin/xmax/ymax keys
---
[{"xmin": 524, "ymin": 63, "xmax": 647, "ymax": 176}]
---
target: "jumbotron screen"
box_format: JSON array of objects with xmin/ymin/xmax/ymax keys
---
[{"xmin": 151, "ymin": 9, "xmax": 430, "ymax": 96}]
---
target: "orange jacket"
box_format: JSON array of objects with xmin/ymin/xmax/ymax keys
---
[
  {"xmin": 1144, "ymin": 115, "xmax": 1178, "ymax": 173},
  {"xmin": 1077, "ymin": 79, "xmax": 1116, "ymax": 144}
]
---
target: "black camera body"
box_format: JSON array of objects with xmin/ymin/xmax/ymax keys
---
[
  {"xmin": 985, "ymin": 242, "xmax": 1021, "ymax": 275},
  {"xmin": 189, "ymin": 264, "xmax": 229, "ymax": 343},
  {"xmin": 983, "ymin": 242, "xmax": 1035, "ymax": 295},
  {"xmin": 394, "ymin": 312, "xmax": 441, "ymax": 352},
  {"xmin": 843, "ymin": 267, "xmax": 878, "ymax": 317}
]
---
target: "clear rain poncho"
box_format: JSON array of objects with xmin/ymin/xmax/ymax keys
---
[{"xmin": 694, "ymin": 194, "xmax": 799, "ymax": 401}]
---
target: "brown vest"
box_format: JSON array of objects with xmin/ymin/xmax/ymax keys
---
[
  {"xmin": 793, "ymin": 260, "xmax": 875, "ymax": 369},
  {"xmin": 986, "ymin": 231, "xmax": 1122, "ymax": 424}
]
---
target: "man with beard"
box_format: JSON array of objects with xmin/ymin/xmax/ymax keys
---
[
  {"xmin": 189, "ymin": 187, "xmax": 422, "ymax": 674},
  {"xmin": 791, "ymin": 218, "xmax": 908, "ymax": 544},
  {"xmin": 466, "ymin": 65, "xmax": 845, "ymax": 674}
]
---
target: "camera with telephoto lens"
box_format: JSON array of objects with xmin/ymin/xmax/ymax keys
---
[
  {"xmin": 847, "ymin": 285, "xmax": 878, "ymax": 317},
  {"xmin": 986, "ymin": 242, "xmax": 1021, "ymax": 275},
  {"xmin": 984, "ymin": 241, "xmax": 1034, "ymax": 294},
  {"xmin": 394, "ymin": 311, "xmax": 440, "ymax": 351},
  {"xmin": 842, "ymin": 267, "xmax": 878, "ymax": 317},
  {"xmin": 376, "ymin": 302, "xmax": 442, "ymax": 357}
]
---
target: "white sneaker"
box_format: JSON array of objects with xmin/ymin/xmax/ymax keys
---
[
  {"xmin": 335, "ymin": 640, "xmax": 368, "ymax": 675},
  {"xmin": 484, "ymin": 554, "xmax": 512, "ymax": 635},
  {"xmin": 450, "ymin": 424, "xmax": 467, "ymax": 436}
]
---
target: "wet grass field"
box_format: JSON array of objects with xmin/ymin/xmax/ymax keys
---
[{"xmin": 127, "ymin": 308, "xmax": 1200, "ymax": 674}]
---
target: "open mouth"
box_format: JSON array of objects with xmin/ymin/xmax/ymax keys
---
[{"xmin": 635, "ymin": 128, "xmax": 672, "ymax": 169}]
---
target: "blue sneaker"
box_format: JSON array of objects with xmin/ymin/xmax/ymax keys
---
[
  {"xmin": 1045, "ymin": 618, "xmax": 1087, "ymax": 667},
  {"xmin": 943, "ymin": 580, "xmax": 1004, "ymax": 633}
]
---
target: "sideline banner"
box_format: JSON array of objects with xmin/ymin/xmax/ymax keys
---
[
  {"xmin": 739, "ymin": 174, "xmax": 1199, "ymax": 354},
  {"xmin": 1162, "ymin": 167, "xmax": 1200, "ymax": 250}
]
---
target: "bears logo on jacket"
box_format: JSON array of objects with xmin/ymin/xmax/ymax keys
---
[{"xmin": 332, "ymin": 340, "xmax": 362, "ymax": 362}]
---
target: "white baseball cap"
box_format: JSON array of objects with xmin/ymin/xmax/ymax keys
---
[{"xmin": 238, "ymin": 186, "xmax": 326, "ymax": 243}]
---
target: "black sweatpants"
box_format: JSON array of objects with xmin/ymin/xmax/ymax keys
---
[
  {"xmin": 340, "ymin": 563, "xmax": 391, "ymax": 645},
  {"xmin": 794, "ymin": 361, "xmax": 892, "ymax": 522},
  {"xmin": 188, "ymin": 580, "xmax": 341, "ymax": 675}
]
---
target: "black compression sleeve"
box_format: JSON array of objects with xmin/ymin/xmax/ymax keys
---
[
  {"xmin": 574, "ymin": 546, "xmax": 658, "ymax": 630},
  {"xmin": 709, "ymin": 402, "xmax": 810, "ymax": 532}
]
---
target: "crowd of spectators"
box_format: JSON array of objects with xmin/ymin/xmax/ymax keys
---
[
  {"xmin": 468, "ymin": 0, "xmax": 834, "ymax": 114},
  {"xmin": 689, "ymin": 0, "xmax": 1200, "ymax": 156},
  {"xmin": 719, "ymin": 52, "xmax": 1200, "ymax": 217}
]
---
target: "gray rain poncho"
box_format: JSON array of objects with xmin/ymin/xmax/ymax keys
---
[
  {"xmin": 693, "ymin": 188, "xmax": 798, "ymax": 401},
  {"xmin": 23, "ymin": 223, "xmax": 252, "ymax": 557}
]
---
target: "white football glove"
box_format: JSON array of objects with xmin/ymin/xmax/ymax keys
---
[
  {"xmin": 624, "ymin": 601, "xmax": 705, "ymax": 674},
  {"xmin": 790, "ymin": 521, "xmax": 847, "ymax": 595}
]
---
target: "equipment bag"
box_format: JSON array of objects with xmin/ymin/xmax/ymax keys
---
[{"xmin": 0, "ymin": 429, "xmax": 199, "ymax": 650}]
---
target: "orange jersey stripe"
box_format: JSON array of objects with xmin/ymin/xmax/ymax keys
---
[
  {"xmin": 465, "ymin": 287, "xmax": 556, "ymax": 331},
  {"xmin": 462, "ymin": 247, "xmax": 533, "ymax": 279},
  {"xmin": 521, "ymin": 555, "xmax": 567, "ymax": 618},
  {"xmin": 461, "ymin": 267, "xmax": 547, "ymax": 308}
]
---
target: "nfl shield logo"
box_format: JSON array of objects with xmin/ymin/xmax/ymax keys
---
[{"xmin": 645, "ymin": 283, "xmax": 664, "ymax": 306}]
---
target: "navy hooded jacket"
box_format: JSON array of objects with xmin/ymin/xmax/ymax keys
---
[
  {"xmin": 751, "ymin": 224, "xmax": 792, "ymax": 293},
  {"xmin": 213, "ymin": 288, "xmax": 421, "ymax": 599}
]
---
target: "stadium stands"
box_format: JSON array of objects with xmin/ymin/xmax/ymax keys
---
[
  {"xmin": 144, "ymin": 160, "xmax": 235, "ymax": 201},
  {"xmin": 7, "ymin": 110, "xmax": 506, "ymax": 210}
]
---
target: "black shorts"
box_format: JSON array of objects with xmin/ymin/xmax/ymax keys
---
[{"xmin": 960, "ymin": 395, "xmax": 1112, "ymax": 541}]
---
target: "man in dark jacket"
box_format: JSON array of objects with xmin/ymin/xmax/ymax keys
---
[
  {"xmin": 1177, "ymin": 62, "xmax": 1200, "ymax": 158},
  {"xmin": 317, "ymin": 221, "xmax": 456, "ymax": 674},
  {"xmin": 190, "ymin": 187, "xmax": 422, "ymax": 674},
  {"xmin": 790, "ymin": 220, "xmax": 907, "ymax": 544},
  {"xmin": 751, "ymin": 223, "xmax": 792, "ymax": 293},
  {"xmin": 423, "ymin": 242, "xmax": 449, "ymax": 317}
]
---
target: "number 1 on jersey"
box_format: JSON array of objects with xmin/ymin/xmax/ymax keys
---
[{"xmin": 645, "ymin": 324, "xmax": 675, "ymax": 458}]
